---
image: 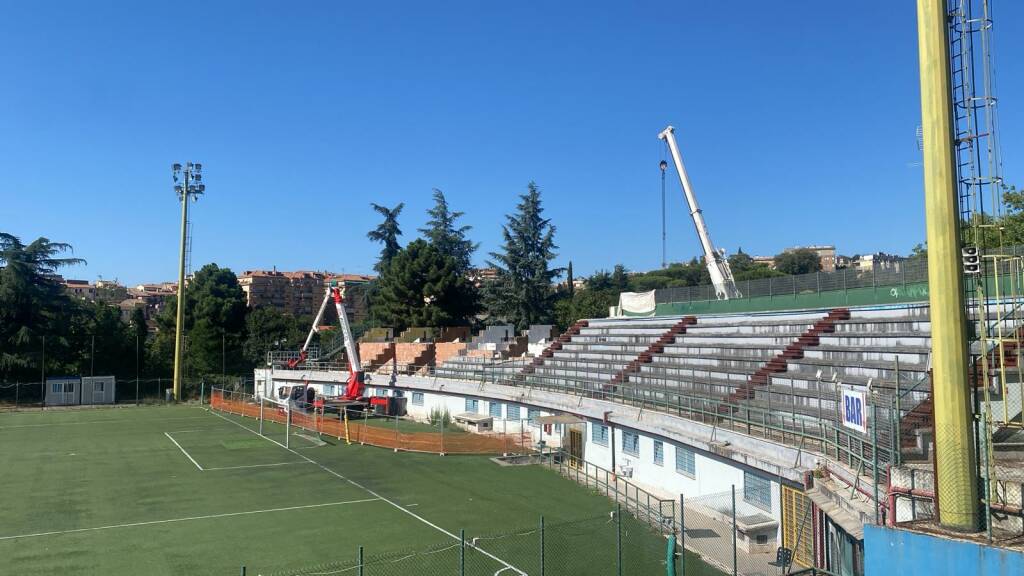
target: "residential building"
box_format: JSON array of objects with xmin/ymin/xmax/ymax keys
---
[
  {"xmin": 63, "ymin": 279, "xmax": 97, "ymax": 300},
  {"xmin": 785, "ymin": 245, "xmax": 837, "ymax": 272},
  {"xmin": 238, "ymin": 269, "xmax": 375, "ymax": 322},
  {"xmin": 851, "ymin": 252, "xmax": 904, "ymax": 273}
]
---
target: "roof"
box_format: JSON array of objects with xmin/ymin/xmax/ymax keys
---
[
  {"xmin": 453, "ymin": 412, "xmax": 493, "ymax": 423},
  {"xmin": 535, "ymin": 414, "xmax": 585, "ymax": 425}
]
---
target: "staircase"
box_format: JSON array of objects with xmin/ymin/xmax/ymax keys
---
[
  {"xmin": 363, "ymin": 345, "xmax": 395, "ymax": 370},
  {"xmin": 522, "ymin": 320, "xmax": 588, "ymax": 375},
  {"xmin": 728, "ymin": 308, "xmax": 851, "ymax": 403},
  {"xmin": 606, "ymin": 317, "xmax": 697, "ymax": 389}
]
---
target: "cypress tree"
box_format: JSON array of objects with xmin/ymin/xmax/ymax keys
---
[
  {"xmin": 486, "ymin": 182, "xmax": 561, "ymax": 330},
  {"xmin": 419, "ymin": 189, "xmax": 477, "ymax": 274}
]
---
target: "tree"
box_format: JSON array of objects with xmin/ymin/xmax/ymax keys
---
[
  {"xmin": 149, "ymin": 264, "xmax": 247, "ymax": 376},
  {"xmin": 0, "ymin": 233, "xmax": 84, "ymax": 380},
  {"xmin": 367, "ymin": 203, "xmax": 405, "ymax": 272},
  {"xmin": 419, "ymin": 189, "xmax": 477, "ymax": 273},
  {"xmin": 486, "ymin": 182, "xmax": 561, "ymax": 329},
  {"xmin": 774, "ymin": 249, "xmax": 822, "ymax": 276},
  {"xmin": 728, "ymin": 249, "xmax": 784, "ymax": 282},
  {"xmin": 372, "ymin": 240, "xmax": 479, "ymax": 332},
  {"xmin": 243, "ymin": 307, "xmax": 304, "ymax": 367},
  {"xmin": 566, "ymin": 261, "xmax": 575, "ymax": 297}
]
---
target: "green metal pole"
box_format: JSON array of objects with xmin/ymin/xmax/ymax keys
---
[
  {"xmin": 357, "ymin": 545, "xmax": 363, "ymax": 576},
  {"xmin": 460, "ymin": 529, "xmax": 466, "ymax": 576},
  {"xmin": 872, "ymin": 397, "xmax": 880, "ymax": 525},
  {"xmin": 895, "ymin": 357, "xmax": 902, "ymax": 467},
  {"xmin": 731, "ymin": 485, "xmax": 738, "ymax": 576},
  {"xmin": 616, "ymin": 504, "xmax": 623, "ymax": 576},
  {"xmin": 540, "ymin": 515, "xmax": 545, "ymax": 576},
  {"xmin": 679, "ymin": 494, "xmax": 685, "ymax": 576}
]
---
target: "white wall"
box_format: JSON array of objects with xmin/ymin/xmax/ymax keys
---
[
  {"xmin": 401, "ymin": 389, "xmax": 563, "ymax": 448},
  {"xmin": 585, "ymin": 421, "xmax": 782, "ymax": 527}
]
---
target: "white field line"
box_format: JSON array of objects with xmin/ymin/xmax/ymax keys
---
[
  {"xmin": 0, "ymin": 498, "xmax": 381, "ymax": 542},
  {"xmin": 209, "ymin": 409, "xmax": 527, "ymax": 576},
  {"xmin": 204, "ymin": 461, "xmax": 310, "ymax": 471},
  {"xmin": 0, "ymin": 416, "xmax": 213, "ymax": 430},
  {"xmin": 164, "ymin": 432, "xmax": 204, "ymax": 471}
]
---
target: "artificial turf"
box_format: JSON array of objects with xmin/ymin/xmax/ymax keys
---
[{"xmin": 0, "ymin": 405, "xmax": 723, "ymax": 575}]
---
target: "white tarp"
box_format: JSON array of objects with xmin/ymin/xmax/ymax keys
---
[{"xmin": 617, "ymin": 290, "xmax": 656, "ymax": 317}]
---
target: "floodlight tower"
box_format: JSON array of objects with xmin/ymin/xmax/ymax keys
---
[{"xmin": 171, "ymin": 162, "xmax": 205, "ymax": 402}]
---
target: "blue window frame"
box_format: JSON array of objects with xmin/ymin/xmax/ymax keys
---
[
  {"xmin": 411, "ymin": 392, "xmax": 424, "ymax": 406},
  {"xmin": 622, "ymin": 431, "xmax": 639, "ymax": 456},
  {"xmin": 654, "ymin": 441, "xmax": 664, "ymax": 466},
  {"xmin": 744, "ymin": 472, "xmax": 772, "ymax": 510},
  {"xmin": 591, "ymin": 423, "xmax": 609, "ymax": 446},
  {"xmin": 489, "ymin": 401, "xmax": 502, "ymax": 418},
  {"xmin": 527, "ymin": 408, "xmax": 540, "ymax": 422},
  {"xmin": 465, "ymin": 398, "xmax": 479, "ymax": 413},
  {"xmin": 675, "ymin": 446, "xmax": 695, "ymax": 477},
  {"xmin": 507, "ymin": 405, "xmax": 521, "ymax": 420}
]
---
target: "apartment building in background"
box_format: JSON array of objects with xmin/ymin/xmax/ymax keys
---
[{"xmin": 238, "ymin": 269, "xmax": 374, "ymax": 323}]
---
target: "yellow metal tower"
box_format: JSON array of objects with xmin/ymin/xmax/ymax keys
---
[{"xmin": 916, "ymin": 0, "xmax": 979, "ymax": 531}]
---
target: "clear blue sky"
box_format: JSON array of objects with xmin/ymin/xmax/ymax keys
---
[{"xmin": 2, "ymin": 1, "xmax": 1022, "ymax": 285}]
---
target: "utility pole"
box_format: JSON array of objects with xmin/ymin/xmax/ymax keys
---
[{"xmin": 171, "ymin": 162, "xmax": 205, "ymax": 402}]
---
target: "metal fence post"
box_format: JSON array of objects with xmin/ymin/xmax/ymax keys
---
[
  {"xmin": 357, "ymin": 545, "xmax": 364, "ymax": 576},
  {"xmin": 616, "ymin": 504, "xmax": 623, "ymax": 576},
  {"xmin": 540, "ymin": 515, "xmax": 545, "ymax": 576},
  {"xmin": 679, "ymin": 494, "xmax": 685, "ymax": 576},
  {"xmin": 240, "ymin": 566, "xmax": 245, "ymax": 576},
  {"xmin": 731, "ymin": 485, "xmax": 738, "ymax": 576},
  {"xmin": 460, "ymin": 529, "xmax": 466, "ymax": 576}
]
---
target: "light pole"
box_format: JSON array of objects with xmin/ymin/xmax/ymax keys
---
[{"xmin": 171, "ymin": 162, "xmax": 205, "ymax": 402}]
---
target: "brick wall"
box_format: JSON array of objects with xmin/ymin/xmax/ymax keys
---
[
  {"xmin": 434, "ymin": 342, "xmax": 467, "ymax": 366},
  {"xmin": 396, "ymin": 343, "xmax": 435, "ymax": 367}
]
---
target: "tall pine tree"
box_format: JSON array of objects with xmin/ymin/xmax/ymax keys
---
[
  {"xmin": 373, "ymin": 240, "xmax": 478, "ymax": 332},
  {"xmin": 486, "ymin": 182, "xmax": 561, "ymax": 329},
  {"xmin": 367, "ymin": 203, "xmax": 404, "ymax": 272},
  {"xmin": 419, "ymin": 189, "xmax": 477, "ymax": 273}
]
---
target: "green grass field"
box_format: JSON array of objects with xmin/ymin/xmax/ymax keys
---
[{"xmin": 0, "ymin": 405, "xmax": 722, "ymax": 575}]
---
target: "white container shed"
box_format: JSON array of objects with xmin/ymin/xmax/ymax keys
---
[
  {"xmin": 45, "ymin": 377, "xmax": 81, "ymax": 406},
  {"xmin": 81, "ymin": 376, "xmax": 116, "ymax": 405}
]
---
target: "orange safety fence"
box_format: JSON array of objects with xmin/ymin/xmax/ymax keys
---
[{"xmin": 211, "ymin": 389, "xmax": 531, "ymax": 455}]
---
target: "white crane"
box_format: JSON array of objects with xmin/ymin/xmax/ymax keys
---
[{"xmin": 658, "ymin": 125, "xmax": 742, "ymax": 300}]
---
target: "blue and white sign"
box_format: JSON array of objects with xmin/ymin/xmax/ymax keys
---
[{"xmin": 841, "ymin": 388, "xmax": 868, "ymax": 434}]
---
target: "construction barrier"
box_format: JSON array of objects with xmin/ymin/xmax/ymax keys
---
[{"xmin": 210, "ymin": 389, "xmax": 531, "ymax": 455}]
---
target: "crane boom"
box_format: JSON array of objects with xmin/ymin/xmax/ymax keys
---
[
  {"xmin": 658, "ymin": 125, "xmax": 741, "ymax": 300},
  {"xmin": 286, "ymin": 288, "xmax": 333, "ymax": 369},
  {"xmin": 331, "ymin": 284, "xmax": 364, "ymax": 399}
]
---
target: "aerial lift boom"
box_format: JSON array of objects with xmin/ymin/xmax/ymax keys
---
[
  {"xmin": 658, "ymin": 125, "xmax": 742, "ymax": 300},
  {"xmin": 286, "ymin": 288, "xmax": 333, "ymax": 369},
  {"xmin": 331, "ymin": 284, "xmax": 365, "ymax": 399}
]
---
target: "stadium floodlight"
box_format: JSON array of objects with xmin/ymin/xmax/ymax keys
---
[{"xmin": 170, "ymin": 161, "xmax": 206, "ymax": 402}]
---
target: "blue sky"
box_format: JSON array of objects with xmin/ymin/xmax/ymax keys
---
[{"xmin": 2, "ymin": 1, "xmax": 1022, "ymax": 285}]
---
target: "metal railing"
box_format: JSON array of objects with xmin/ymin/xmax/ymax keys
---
[{"xmin": 655, "ymin": 257, "xmax": 930, "ymax": 305}]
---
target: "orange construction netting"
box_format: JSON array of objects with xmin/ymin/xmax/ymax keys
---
[{"xmin": 211, "ymin": 390, "xmax": 530, "ymax": 455}]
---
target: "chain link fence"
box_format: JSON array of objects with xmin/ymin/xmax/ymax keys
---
[
  {"xmin": 0, "ymin": 375, "xmax": 254, "ymax": 410},
  {"xmin": 654, "ymin": 257, "xmax": 932, "ymax": 306},
  {"xmin": 250, "ymin": 507, "xmax": 679, "ymax": 576}
]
